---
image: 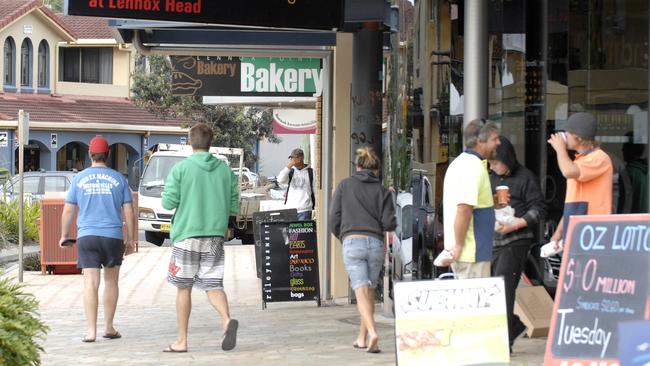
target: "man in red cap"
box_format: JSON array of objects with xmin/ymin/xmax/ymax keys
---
[{"xmin": 59, "ymin": 135, "xmax": 136, "ymax": 343}]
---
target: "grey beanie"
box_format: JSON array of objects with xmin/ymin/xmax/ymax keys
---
[{"xmin": 565, "ymin": 112, "xmax": 597, "ymax": 141}]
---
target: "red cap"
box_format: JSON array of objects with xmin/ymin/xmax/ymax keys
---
[{"xmin": 89, "ymin": 135, "xmax": 109, "ymax": 154}]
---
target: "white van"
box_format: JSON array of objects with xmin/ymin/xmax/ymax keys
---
[{"xmin": 137, "ymin": 144, "xmax": 245, "ymax": 246}]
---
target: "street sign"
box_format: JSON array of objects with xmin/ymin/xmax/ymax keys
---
[
  {"xmin": 51, "ymin": 133, "xmax": 58, "ymax": 149},
  {"xmin": 64, "ymin": 0, "xmax": 344, "ymax": 31},
  {"xmin": 544, "ymin": 214, "xmax": 650, "ymax": 366},
  {"xmin": 18, "ymin": 110, "xmax": 29, "ymax": 145}
]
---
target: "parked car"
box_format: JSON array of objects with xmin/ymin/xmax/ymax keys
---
[{"xmin": 0, "ymin": 170, "xmax": 77, "ymax": 203}]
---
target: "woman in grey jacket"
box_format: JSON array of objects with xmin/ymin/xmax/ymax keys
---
[{"xmin": 329, "ymin": 147, "xmax": 396, "ymax": 354}]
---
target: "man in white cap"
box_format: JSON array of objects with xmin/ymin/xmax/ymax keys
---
[
  {"xmin": 278, "ymin": 148, "xmax": 315, "ymax": 220},
  {"xmin": 547, "ymin": 112, "xmax": 613, "ymax": 242}
]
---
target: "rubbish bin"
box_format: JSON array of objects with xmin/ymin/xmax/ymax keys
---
[
  {"xmin": 39, "ymin": 195, "xmax": 79, "ymax": 274},
  {"xmin": 39, "ymin": 192, "xmax": 138, "ymax": 274}
]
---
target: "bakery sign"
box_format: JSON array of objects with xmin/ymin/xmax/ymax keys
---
[
  {"xmin": 394, "ymin": 278, "xmax": 510, "ymax": 366},
  {"xmin": 64, "ymin": 0, "xmax": 343, "ymax": 31},
  {"xmin": 170, "ymin": 56, "xmax": 322, "ymax": 97}
]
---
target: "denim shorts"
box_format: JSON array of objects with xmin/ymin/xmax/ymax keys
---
[{"xmin": 342, "ymin": 236, "xmax": 384, "ymax": 290}]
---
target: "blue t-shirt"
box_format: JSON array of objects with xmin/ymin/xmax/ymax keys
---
[{"xmin": 65, "ymin": 167, "xmax": 132, "ymax": 240}]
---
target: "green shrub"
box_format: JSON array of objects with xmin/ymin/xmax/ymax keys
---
[
  {"xmin": 0, "ymin": 274, "xmax": 49, "ymax": 365},
  {"xmin": 0, "ymin": 201, "xmax": 40, "ymax": 248},
  {"xmin": 22, "ymin": 254, "xmax": 41, "ymax": 272}
]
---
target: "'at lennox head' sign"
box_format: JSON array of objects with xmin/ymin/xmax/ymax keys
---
[
  {"xmin": 64, "ymin": 0, "xmax": 343, "ymax": 30},
  {"xmin": 170, "ymin": 56, "xmax": 322, "ymax": 97}
]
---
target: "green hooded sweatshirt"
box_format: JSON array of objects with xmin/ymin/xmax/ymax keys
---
[{"xmin": 162, "ymin": 152, "xmax": 239, "ymax": 243}]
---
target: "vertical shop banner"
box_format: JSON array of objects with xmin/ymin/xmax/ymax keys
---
[
  {"xmin": 252, "ymin": 209, "xmax": 298, "ymax": 279},
  {"xmin": 394, "ymin": 278, "xmax": 510, "ymax": 366},
  {"xmin": 170, "ymin": 56, "xmax": 322, "ymax": 97},
  {"xmin": 260, "ymin": 221, "xmax": 320, "ymax": 308},
  {"xmin": 272, "ymin": 109, "xmax": 317, "ymax": 134},
  {"xmin": 0, "ymin": 132, "xmax": 7, "ymax": 147},
  {"xmin": 544, "ymin": 214, "xmax": 650, "ymax": 366}
]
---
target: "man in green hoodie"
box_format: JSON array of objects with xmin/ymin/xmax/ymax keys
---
[{"xmin": 161, "ymin": 123, "xmax": 240, "ymax": 353}]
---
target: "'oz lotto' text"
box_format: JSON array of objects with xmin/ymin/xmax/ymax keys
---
[{"xmin": 576, "ymin": 223, "xmax": 650, "ymax": 252}]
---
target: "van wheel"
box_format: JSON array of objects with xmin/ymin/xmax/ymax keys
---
[{"xmin": 145, "ymin": 231, "xmax": 165, "ymax": 246}]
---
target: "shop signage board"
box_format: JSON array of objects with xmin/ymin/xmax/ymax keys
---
[
  {"xmin": 260, "ymin": 220, "xmax": 319, "ymax": 309},
  {"xmin": 544, "ymin": 214, "xmax": 650, "ymax": 366},
  {"xmin": 0, "ymin": 132, "xmax": 7, "ymax": 147},
  {"xmin": 169, "ymin": 56, "xmax": 322, "ymax": 97},
  {"xmin": 393, "ymin": 277, "xmax": 509, "ymax": 366},
  {"xmin": 252, "ymin": 208, "xmax": 298, "ymax": 279},
  {"xmin": 272, "ymin": 109, "xmax": 317, "ymax": 134},
  {"xmin": 64, "ymin": 0, "xmax": 343, "ymax": 31}
]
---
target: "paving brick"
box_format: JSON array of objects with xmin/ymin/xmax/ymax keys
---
[{"xmin": 3, "ymin": 245, "xmax": 545, "ymax": 365}]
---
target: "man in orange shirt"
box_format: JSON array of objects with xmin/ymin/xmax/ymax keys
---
[{"xmin": 547, "ymin": 112, "xmax": 613, "ymax": 242}]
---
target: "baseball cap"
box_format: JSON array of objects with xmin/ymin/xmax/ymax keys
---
[
  {"xmin": 89, "ymin": 135, "xmax": 109, "ymax": 154},
  {"xmin": 565, "ymin": 112, "xmax": 597, "ymax": 141},
  {"xmin": 288, "ymin": 148, "xmax": 304, "ymax": 159}
]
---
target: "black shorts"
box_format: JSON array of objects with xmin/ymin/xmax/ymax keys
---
[{"xmin": 77, "ymin": 235, "xmax": 124, "ymax": 269}]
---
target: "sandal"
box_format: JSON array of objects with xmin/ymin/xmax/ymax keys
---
[{"xmin": 163, "ymin": 344, "xmax": 187, "ymax": 353}]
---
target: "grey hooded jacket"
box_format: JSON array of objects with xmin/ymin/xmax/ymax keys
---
[{"xmin": 330, "ymin": 170, "xmax": 396, "ymax": 241}]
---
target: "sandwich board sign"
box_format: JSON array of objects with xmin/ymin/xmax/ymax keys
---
[
  {"xmin": 394, "ymin": 277, "xmax": 509, "ymax": 366},
  {"xmin": 544, "ymin": 214, "xmax": 650, "ymax": 366}
]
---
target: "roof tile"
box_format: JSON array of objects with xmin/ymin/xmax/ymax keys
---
[{"xmin": 0, "ymin": 93, "xmax": 187, "ymax": 127}]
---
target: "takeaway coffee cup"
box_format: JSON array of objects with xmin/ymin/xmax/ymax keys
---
[
  {"xmin": 558, "ymin": 131, "xmax": 567, "ymax": 143},
  {"xmin": 495, "ymin": 186, "xmax": 509, "ymax": 208}
]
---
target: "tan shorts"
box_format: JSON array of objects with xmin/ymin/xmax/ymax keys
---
[{"xmin": 451, "ymin": 261, "xmax": 491, "ymax": 279}]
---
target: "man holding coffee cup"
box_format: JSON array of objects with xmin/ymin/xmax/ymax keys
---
[{"xmin": 489, "ymin": 136, "xmax": 546, "ymax": 351}]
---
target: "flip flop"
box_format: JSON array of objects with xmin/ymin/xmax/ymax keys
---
[
  {"xmin": 163, "ymin": 344, "xmax": 187, "ymax": 353},
  {"xmin": 81, "ymin": 337, "xmax": 95, "ymax": 343},
  {"xmin": 367, "ymin": 347, "xmax": 382, "ymax": 354},
  {"xmin": 352, "ymin": 342, "xmax": 366, "ymax": 349},
  {"xmin": 102, "ymin": 331, "xmax": 121, "ymax": 339},
  {"xmin": 221, "ymin": 319, "xmax": 239, "ymax": 351}
]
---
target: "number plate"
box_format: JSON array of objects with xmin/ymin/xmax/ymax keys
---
[{"xmin": 160, "ymin": 223, "xmax": 171, "ymax": 232}]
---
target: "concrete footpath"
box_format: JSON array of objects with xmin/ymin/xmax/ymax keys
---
[{"xmin": 2, "ymin": 244, "xmax": 546, "ymax": 365}]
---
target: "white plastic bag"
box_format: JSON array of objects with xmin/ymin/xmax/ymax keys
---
[
  {"xmin": 494, "ymin": 206, "xmax": 515, "ymax": 230},
  {"xmin": 540, "ymin": 240, "xmax": 564, "ymax": 258}
]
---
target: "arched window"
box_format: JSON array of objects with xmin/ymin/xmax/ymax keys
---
[
  {"xmin": 37, "ymin": 40, "xmax": 49, "ymax": 91},
  {"xmin": 20, "ymin": 38, "xmax": 33, "ymax": 91},
  {"xmin": 3, "ymin": 37, "xmax": 16, "ymax": 90}
]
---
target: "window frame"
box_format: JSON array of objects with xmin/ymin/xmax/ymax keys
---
[
  {"xmin": 37, "ymin": 40, "xmax": 50, "ymax": 93},
  {"xmin": 58, "ymin": 46, "xmax": 113, "ymax": 85},
  {"xmin": 3, "ymin": 37, "xmax": 16, "ymax": 92},
  {"xmin": 20, "ymin": 38, "xmax": 34, "ymax": 92}
]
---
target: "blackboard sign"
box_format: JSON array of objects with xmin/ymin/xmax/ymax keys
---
[
  {"xmin": 261, "ymin": 221, "xmax": 320, "ymax": 308},
  {"xmin": 65, "ymin": 0, "xmax": 343, "ymax": 31},
  {"xmin": 544, "ymin": 214, "xmax": 650, "ymax": 366},
  {"xmin": 252, "ymin": 208, "xmax": 297, "ymax": 278}
]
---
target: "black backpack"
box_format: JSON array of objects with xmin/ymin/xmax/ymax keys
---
[{"xmin": 284, "ymin": 167, "xmax": 315, "ymax": 209}]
